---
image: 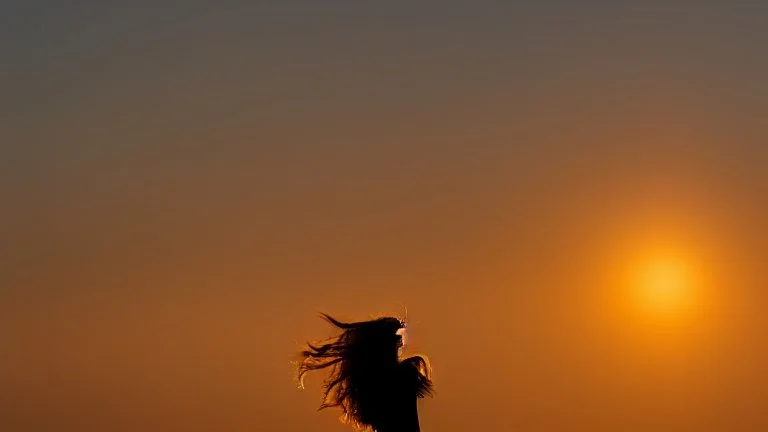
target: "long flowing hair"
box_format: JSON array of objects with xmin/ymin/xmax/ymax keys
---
[{"xmin": 296, "ymin": 313, "xmax": 433, "ymax": 430}]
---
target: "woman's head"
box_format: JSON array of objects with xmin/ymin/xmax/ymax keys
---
[{"xmin": 297, "ymin": 313, "xmax": 405, "ymax": 387}]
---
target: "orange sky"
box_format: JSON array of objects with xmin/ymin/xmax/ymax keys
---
[{"xmin": 2, "ymin": 2, "xmax": 768, "ymax": 431}]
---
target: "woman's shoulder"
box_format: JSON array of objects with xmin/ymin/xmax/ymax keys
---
[
  {"xmin": 399, "ymin": 355, "xmax": 429, "ymax": 373},
  {"xmin": 397, "ymin": 356, "xmax": 434, "ymax": 398}
]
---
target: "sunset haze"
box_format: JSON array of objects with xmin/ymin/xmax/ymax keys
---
[{"xmin": 2, "ymin": 2, "xmax": 768, "ymax": 431}]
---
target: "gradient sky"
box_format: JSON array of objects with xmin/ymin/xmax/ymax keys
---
[{"xmin": 2, "ymin": 2, "xmax": 767, "ymax": 431}]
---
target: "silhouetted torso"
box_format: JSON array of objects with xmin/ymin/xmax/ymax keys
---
[{"xmin": 364, "ymin": 362, "xmax": 423, "ymax": 432}]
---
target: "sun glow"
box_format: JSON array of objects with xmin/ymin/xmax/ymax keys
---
[
  {"xmin": 631, "ymin": 254, "xmax": 699, "ymax": 321},
  {"xmin": 640, "ymin": 258, "xmax": 691, "ymax": 310}
]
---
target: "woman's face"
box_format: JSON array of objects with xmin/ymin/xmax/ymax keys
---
[{"xmin": 395, "ymin": 326, "xmax": 407, "ymax": 348}]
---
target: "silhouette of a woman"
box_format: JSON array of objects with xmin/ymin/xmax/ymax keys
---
[{"xmin": 297, "ymin": 313, "xmax": 433, "ymax": 432}]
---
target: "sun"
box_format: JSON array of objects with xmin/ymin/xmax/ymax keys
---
[{"xmin": 635, "ymin": 256, "xmax": 694, "ymax": 315}]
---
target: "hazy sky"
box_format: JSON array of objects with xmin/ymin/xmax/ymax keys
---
[{"xmin": 2, "ymin": 2, "xmax": 767, "ymax": 431}]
